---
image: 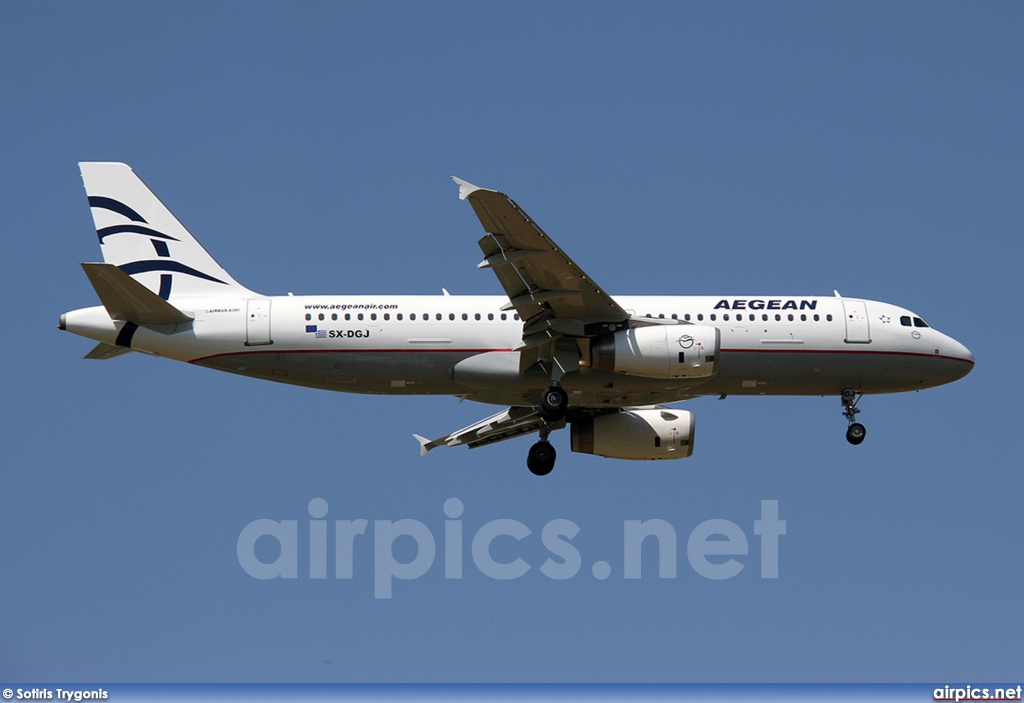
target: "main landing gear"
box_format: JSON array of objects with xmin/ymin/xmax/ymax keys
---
[
  {"xmin": 539, "ymin": 384, "xmax": 569, "ymax": 421},
  {"xmin": 842, "ymin": 388, "xmax": 867, "ymax": 445},
  {"xmin": 528, "ymin": 384, "xmax": 568, "ymax": 476},
  {"xmin": 528, "ymin": 428, "xmax": 557, "ymax": 477}
]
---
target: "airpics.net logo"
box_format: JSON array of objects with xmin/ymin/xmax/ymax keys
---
[{"xmin": 237, "ymin": 499, "xmax": 786, "ymax": 598}]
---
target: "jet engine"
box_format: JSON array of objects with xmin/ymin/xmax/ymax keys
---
[
  {"xmin": 591, "ymin": 325, "xmax": 720, "ymax": 379},
  {"xmin": 570, "ymin": 408, "xmax": 695, "ymax": 460}
]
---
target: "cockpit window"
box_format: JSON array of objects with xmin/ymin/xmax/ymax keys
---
[
  {"xmin": 913, "ymin": 317, "xmax": 929, "ymax": 328},
  {"xmin": 900, "ymin": 316, "xmax": 911, "ymax": 327}
]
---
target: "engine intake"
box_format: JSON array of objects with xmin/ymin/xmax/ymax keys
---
[
  {"xmin": 571, "ymin": 408, "xmax": 695, "ymax": 460},
  {"xmin": 591, "ymin": 324, "xmax": 720, "ymax": 379}
]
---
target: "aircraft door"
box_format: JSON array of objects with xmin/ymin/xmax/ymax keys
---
[
  {"xmin": 246, "ymin": 298, "xmax": 273, "ymax": 346},
  {"xmin": 842, "ymin": 299, "xmax": 871, "ymax": 343}
]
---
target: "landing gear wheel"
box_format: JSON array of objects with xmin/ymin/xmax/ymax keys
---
[
  {"xmin": 846, "ymin": 422, "xmax": 866, "ymax": 445},
  {"xmin": 539, "ymin": 385, "xmax": 569, "ymax": 422},
  {"xmin": 527, "ymin": 441, "xmax": 557, "ymax": 476},
  {"xmin": 841, "ymin": 389, "xmax": 866, "ymax": 446}
]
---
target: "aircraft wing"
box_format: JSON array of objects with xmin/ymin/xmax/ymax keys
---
[
  {"xmin": 453, "ymin": 178, "xmax": 630, "ymax": 352},
  {"xmin": 414, "ymin": 407, "xmax": 566, "ymax": 455}
]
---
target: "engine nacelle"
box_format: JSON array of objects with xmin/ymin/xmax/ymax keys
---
[
  {"xmin": 571, "ymin": 408, "xmax": 695, "ymax": 460},
  {"xmin": 591, "ymin": 324, "xmax": 720, "ymax": 379}
]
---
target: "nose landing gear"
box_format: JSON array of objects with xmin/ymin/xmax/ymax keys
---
[{"xmin": 842, "ymin": 388, "xmax": 866, "ymax": 445}]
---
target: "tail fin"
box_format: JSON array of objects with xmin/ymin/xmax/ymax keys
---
[{"xmin": 79, "ymin": 162, "xmax": 258, "ymax": 299}]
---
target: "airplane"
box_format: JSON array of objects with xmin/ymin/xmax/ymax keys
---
[{"xmin": 60, "ymin": 163, "xmax": 974, "ymax": 476}]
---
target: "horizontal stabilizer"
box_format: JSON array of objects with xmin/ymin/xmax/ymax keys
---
[
  {"xmin": 81, "ymin": 262, "xmax": 193, "ymax": 325},
  {"xmin": 84, "ymin": 342, "xmax": 135, "ymax": 360}
]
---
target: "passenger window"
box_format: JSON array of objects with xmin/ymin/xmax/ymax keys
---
[
  {"xmin": 514, "ymin": 314, "xmax": 520, "ymax": 320},
  {"xmin": 710, "ymin": 314, "xmax": 717, "ymax": 321},
  {"xmin": 723, "ymin": 314, "xmax": 729, "ymax": 321},
  {"xmin": 475, "ymin": 313, "xmax": 481, "ymax": 320},
  {"xmin": 305, "ymin": 313, "xmax": 311, "ymax": 321},
  {"xmin": 332, "ymin": 313, "xmax": 338, "ymax": 321},
  {"xmin": 383, "ymin": 314, "xmax": 389, "ymax": 321},
  {"xmin": 826, "ymin": 314, "xmax": 833, "ymax": 321},
  {"xmin": 900, "ymin": 316, "xmax": 911, "ymax": 327},
  {"xmin": 397, "ymin": 314, "xmax": 403, "ymax": 320},
  {"xmin": 775, "ymin": 314, "xmax": 781, "ymax": 321},
  {"xmin": 501, "ymin": 313, "xmax": 507, "ymax": 321},
  {"xmin": 345, "ymin": 313, "xmax": 351, "ymax": 321},
  {"xmin": 813, "ymin": 314, "xmax": 819, "ymax": 321},
  {"xmin": 684, "ymin": 314, "xmax": 691, "ymax": 321},
  {"xmin": 462, "ymin": 313, "xmax": 468, "ymax": 321},
  {"xmin": 671, "ymin": 314, "xmax": 677, "ymax": 320},
  {"xmin": 358, "ymin": 313, "xmax": 364, "ymax": 321},
  {"xmin": 318, "ymin": 313, "xmax": 325, "ymax": 321},
  {"xmin": 488, "ymin": 313, "xmax": 494, "ymax": 320},
  {"xmin": 410, "ymin": 314, "xmax": 416, "ymax": 321},
  {"xmin": 788, "ymin": 314, "xmax": 794, "ymax": 321},
  {"xmin": 697, "ymin": 314, "xmax": 703, "ymax": 321},
  {"xmin": 371, "ymin": 314, "xmax": 377, "ymax": 321},
  {"xmin": 800, "ymin": 314, "xmax": 806, "ymax": 321},
  {"xmin": 436, "ymin": 313, "xmax": 442, "ymax": 321}
]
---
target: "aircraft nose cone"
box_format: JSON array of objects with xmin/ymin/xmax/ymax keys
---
[
  {"xmin": 961, "ymin": 345, "xmax": 975, "ymax": 366},
  {"xmin": 947, "ymin": 337, "xmax": 975, "ymax": 380}
]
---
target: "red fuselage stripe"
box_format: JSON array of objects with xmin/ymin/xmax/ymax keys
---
[
  {"xmin": 189, "ymin": 347, "xmax": 974, "ymax": 366},
  {"xmin": 719, "ymin": 348, "xmax": 974, "ymax": 365},
  {"xmin": 189, "ymin": 348, "xmax": 514, "ymax": 363}
]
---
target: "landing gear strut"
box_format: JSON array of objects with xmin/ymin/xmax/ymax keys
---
[
  {"xmin": 842, "ymin": 388, "xmax": 866, "ymax": 445},
  {"xmin": 527, "ymin": 424, "xmax": 557, "ymax": 476},
  {"xmin": 531, "ymin": 343, "xmax": 576, "ymax": 474}
]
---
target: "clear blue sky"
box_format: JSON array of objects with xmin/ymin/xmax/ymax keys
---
[{"xmin": 1, "ymin": 1, "xmax": 1021, "ymax": 683}]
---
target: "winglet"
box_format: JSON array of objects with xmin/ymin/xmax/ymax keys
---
[
  {"xmin": 412, "ymin": 434, "xmax": 433, "ymax": 457},
  {"xmin": 451, "ymin": 176, "xmax": 485, "ymax": 201}
]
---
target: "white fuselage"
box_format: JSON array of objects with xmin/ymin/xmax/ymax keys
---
[{"xmin": 63, "ymin": 293, "xmax": 975, "ymax": 408}]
